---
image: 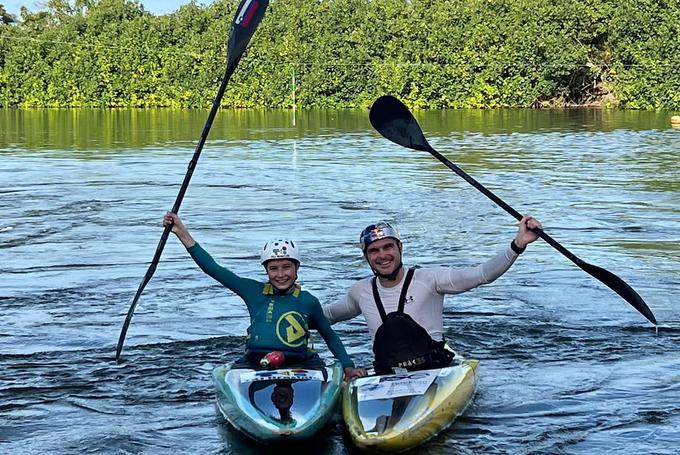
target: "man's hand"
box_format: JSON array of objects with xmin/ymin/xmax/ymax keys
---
[
  {"xmin": 343, "ymin": 367, "xmax": 368, "ymax": 382},
  {"xmin": 514, "ymin": 215, "xmax": 542, "ymax": 249}
]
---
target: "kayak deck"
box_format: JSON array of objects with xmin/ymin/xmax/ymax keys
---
[
  {"xmin": 342, "ymin": 358, "xmax": 479, "ymax": 452},
  {"xmin": 213, "ymin": 361, "xmax": 343, "ymax": 443}
]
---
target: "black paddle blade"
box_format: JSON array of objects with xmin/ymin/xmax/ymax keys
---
[
  {"xmin": 579, "ymin": 261, "xmax": 657, "ymax": 325},
  {"xmin": 369, "ymin": 95, "xmax": 431, "ymax": 152},
  {"xmin": 227, "ymin": 0, "xmax": 269, "ymax": 71}
]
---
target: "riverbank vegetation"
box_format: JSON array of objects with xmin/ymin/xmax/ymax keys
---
[{"xmin": 1, "ymin": 0, "xmax": 678, "ymax": 109}]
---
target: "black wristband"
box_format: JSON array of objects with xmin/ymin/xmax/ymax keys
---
[{"xmin": 511, "ymin": 240, "xmax": 526, "ymax": 255}]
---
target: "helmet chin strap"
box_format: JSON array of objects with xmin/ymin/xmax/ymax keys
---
[
  {"xmin": 366, "ymin": 242, "xmax": 404, "ymax": 281},
  {"xmin": 373, "ymin": 261, "xmax": 403, "ymax": 281}
]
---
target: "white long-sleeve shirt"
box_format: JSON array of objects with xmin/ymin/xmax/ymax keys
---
[{"xmin": 323, "ymin": 246, "xmax": 519, "ymax": 341}]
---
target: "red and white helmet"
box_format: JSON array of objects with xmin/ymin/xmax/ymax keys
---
[{"xmin": 260, "ymin": 239, "xmax": 300, "ymax": 265}]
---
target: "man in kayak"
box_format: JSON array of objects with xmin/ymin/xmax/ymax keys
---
[
  {"xmin": 163, "ymin": 212, "xmax": 366, "ymax": 381},
  {"xmin": 323, "ymin": 216, "xmax": 542, "ymax": 374}
]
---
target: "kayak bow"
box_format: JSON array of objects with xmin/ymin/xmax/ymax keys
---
[{"xmin": 342, "ymin": 358, "xmax": 479, "ymax": 452}]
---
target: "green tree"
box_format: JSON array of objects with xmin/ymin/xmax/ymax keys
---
[{"xmin": 1, "ymin": 0, "xmax": 679, "ymax": 109}]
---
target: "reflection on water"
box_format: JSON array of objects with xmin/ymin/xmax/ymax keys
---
[
  {"xmin": 0, "ymin": 108, "xmax": 678, "ymax": 454},
  {"xmin": 1, "ymin": 107, "xmax": 676, "ymax": 151}
]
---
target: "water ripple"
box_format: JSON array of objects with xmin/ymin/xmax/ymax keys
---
[{"xmin": 1, "ymin": 110, "xmax": 677, "ymax": 454}]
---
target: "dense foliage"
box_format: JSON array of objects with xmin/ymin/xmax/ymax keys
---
[{"xmin": 1, "ymin": 0, "xmax": 678, "ymax": 109}]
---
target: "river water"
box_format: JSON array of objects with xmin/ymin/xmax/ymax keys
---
[{"xmin": 1, "ymin": 108, "xmax": 678, "ymax": 454}]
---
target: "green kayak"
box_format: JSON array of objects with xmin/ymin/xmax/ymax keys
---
[{"xmin": 213, "ymin": 360, "xmax": 343, "ymax": 443}]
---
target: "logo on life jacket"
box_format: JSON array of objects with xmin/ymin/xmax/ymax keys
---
[{"xmin": 276, "ymin": 311, "xmax": 307, "ymax": 347}]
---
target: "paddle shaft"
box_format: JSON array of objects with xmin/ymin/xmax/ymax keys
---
[
  {"xmin": 424, "ymin": 143, "xmax": 655, "ymax": 324},
  {"xmin": 425, "ymin": 146, "xmax": 584, "ymax": 263},
  {"xmin": 115, "ymin": 65, "xmax": 237, "ymax": 362}
]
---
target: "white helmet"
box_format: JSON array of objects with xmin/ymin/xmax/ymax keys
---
[{"xmin": 260, "ymin": 239, "xmax": 300, "ymax": 265}]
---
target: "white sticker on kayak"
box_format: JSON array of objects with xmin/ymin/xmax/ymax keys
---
[
  {"xmin": 239, "ymin": 369, "xmax": 324, "ymax": 383},
  {"xmin": 356, "ymin": 371, "xmax": 439, "ymax": 400}
]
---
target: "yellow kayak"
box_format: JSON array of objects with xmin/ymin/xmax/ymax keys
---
[{"xmin": 342, "ymin": 358, "xmax": 479, "ymax": 452}]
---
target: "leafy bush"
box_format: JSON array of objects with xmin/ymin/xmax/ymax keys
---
[{"xmin": 0, "ymin": 0, "xmax": 678, "ymax": 109}]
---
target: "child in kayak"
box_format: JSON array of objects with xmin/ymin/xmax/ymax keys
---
[{"xmin": 164, "ymin": 212, "xmax": 365, "ymax": 381}]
